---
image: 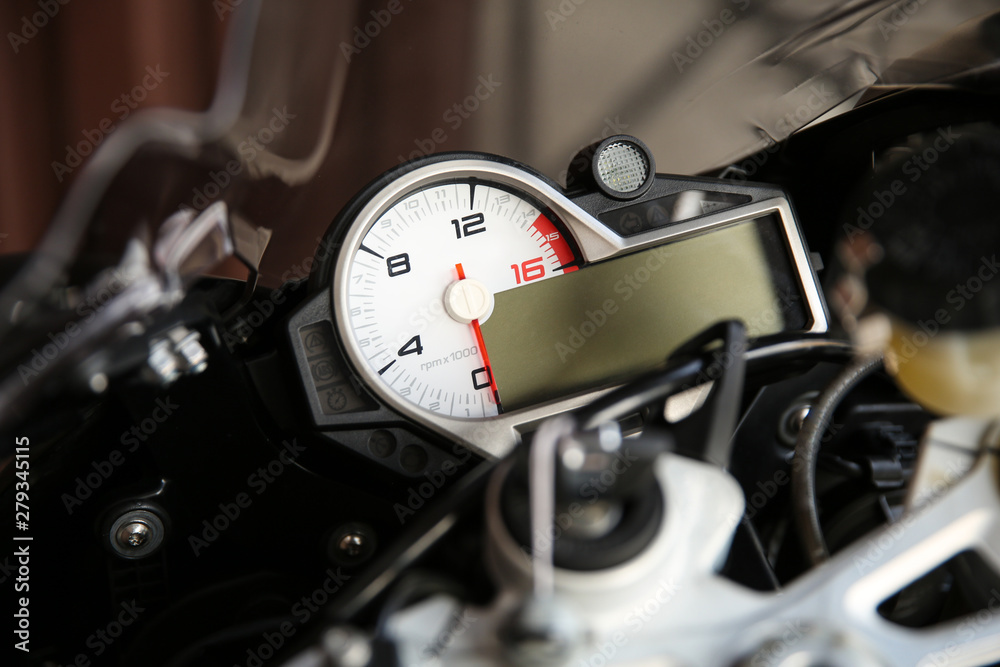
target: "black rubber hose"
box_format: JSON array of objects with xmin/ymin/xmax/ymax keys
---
[{"xmin": 792, "ymin": 354, "xmax": 884, "ymax": 566}]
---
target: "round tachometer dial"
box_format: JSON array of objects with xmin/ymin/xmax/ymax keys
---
[{"xmin": 338, "ymin": 176, "xmax": 578, "ymax": 419}]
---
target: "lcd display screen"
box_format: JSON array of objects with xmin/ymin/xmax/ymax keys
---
[{"xmin": 480, "ymin": 215, "xmax": 809, "ymax": 411}]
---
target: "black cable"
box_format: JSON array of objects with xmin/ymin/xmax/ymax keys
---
[
  {"xmin": 579, "ymin": 336, "xmax": 853, "ymax": 430},
  {"xmin": 579, "ymin": 357, "xmax": 704, "ymax": 430},
  {"xmin": 792, "ymin": 354, "xmax": 884, "ymax": 566}
]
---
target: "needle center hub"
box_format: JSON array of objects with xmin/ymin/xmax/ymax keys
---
[{"xmin": 444, "ymin": 278, "xmax": 494, "ymax": 324}]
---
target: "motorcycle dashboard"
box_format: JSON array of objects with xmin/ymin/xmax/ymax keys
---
[{"xmin": 288, "ymin": 151, "xmax": 829, "ymax": 460}]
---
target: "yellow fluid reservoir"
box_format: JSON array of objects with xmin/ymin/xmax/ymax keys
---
[{"xmin": 887, "ymin": 318, "xmax": 1000, "ymax": 417}]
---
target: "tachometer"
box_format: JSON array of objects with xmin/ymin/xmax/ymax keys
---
[
  {"xmin": 315, "ymin": 148, "xmax": 828, "ymax": 460},
  {"xmin": 337, "ymin": 171, "xmax": 579, "ymax": 419}
]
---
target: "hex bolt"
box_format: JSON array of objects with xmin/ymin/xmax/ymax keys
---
[
  {"xmin": 147, "ymin": 339, "xmax": 180, "ymax": 384},
  {"xmin": 176, "ymin": 331, "xmax": 208, "ymax": 373}
]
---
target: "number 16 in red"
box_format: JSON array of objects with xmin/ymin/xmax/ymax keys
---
[{"xmin": 510, "ymin": 257, "xmax": 545, "ymax": 284}]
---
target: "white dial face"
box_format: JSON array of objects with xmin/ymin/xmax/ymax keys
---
[{"xmin": 342, "ymin": 180, "xmax": 578, "ymax": 419}]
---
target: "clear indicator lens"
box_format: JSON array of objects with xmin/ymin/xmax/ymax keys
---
[{"xmin": 597, "ymin": 142, "xmax": 649, "ymax": 193}]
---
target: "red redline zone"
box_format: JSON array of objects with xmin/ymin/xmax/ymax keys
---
[{"xmin": 530, "ymin": 213, "xmax": 579, "ymax": 272}]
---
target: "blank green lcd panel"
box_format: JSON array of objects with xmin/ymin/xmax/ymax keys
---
[{"xmin": 480, "ymin": 218, "xmax": 802, "ymax": 411}]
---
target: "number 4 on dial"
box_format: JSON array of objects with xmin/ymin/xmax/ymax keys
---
[{"xmin": 398, "ymin": 335, "xmax": 423, "ymax": 356}]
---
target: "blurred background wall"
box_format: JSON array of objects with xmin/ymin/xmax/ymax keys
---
[
  {"xmin": 2, "ymin": 0, "xmax": 996, "ymax": 282},
  {"xmin": 0, "ymin": 0, "xmax": 226, "ymax": 254}
]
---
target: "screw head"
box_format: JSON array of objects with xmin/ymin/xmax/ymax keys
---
[
  {"xmin": 118, "ymin": 522, "xmax": 150, "ymax": 548},
  {"xmin": 108, "ymin": 509, "xmax": 165, "ymax": 559},
  {"xmin": 339, "ymin": 533, "xmax": 365, "ymax": 557},
  {"xmin": 329, "ymin": 523, "xmax": 376, "ymax": 565},
  {"xmin": 788, "ymin": 405, "xmax": 811, "ymax": 434},
  {"xmin": 778, "ymin": 399, "xmax": 815, "ymax": 447}
]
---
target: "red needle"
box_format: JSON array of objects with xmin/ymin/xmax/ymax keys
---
[{"xmin": 455, "ymin": 263, "xmax": 503, "ymax": 410}]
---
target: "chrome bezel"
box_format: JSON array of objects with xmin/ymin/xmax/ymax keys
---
[{"xmin": 333, "ymin": 158, "xmax": 829, "ymax": 459}]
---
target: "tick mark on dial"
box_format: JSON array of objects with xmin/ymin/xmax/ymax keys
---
[
  {"xmin": 360, "ymin": 243, "xmax": 384, "ymax": 259},
  {"xmin": 378, "ymin": 360, "xmax": 396, "ymax": 375}
]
